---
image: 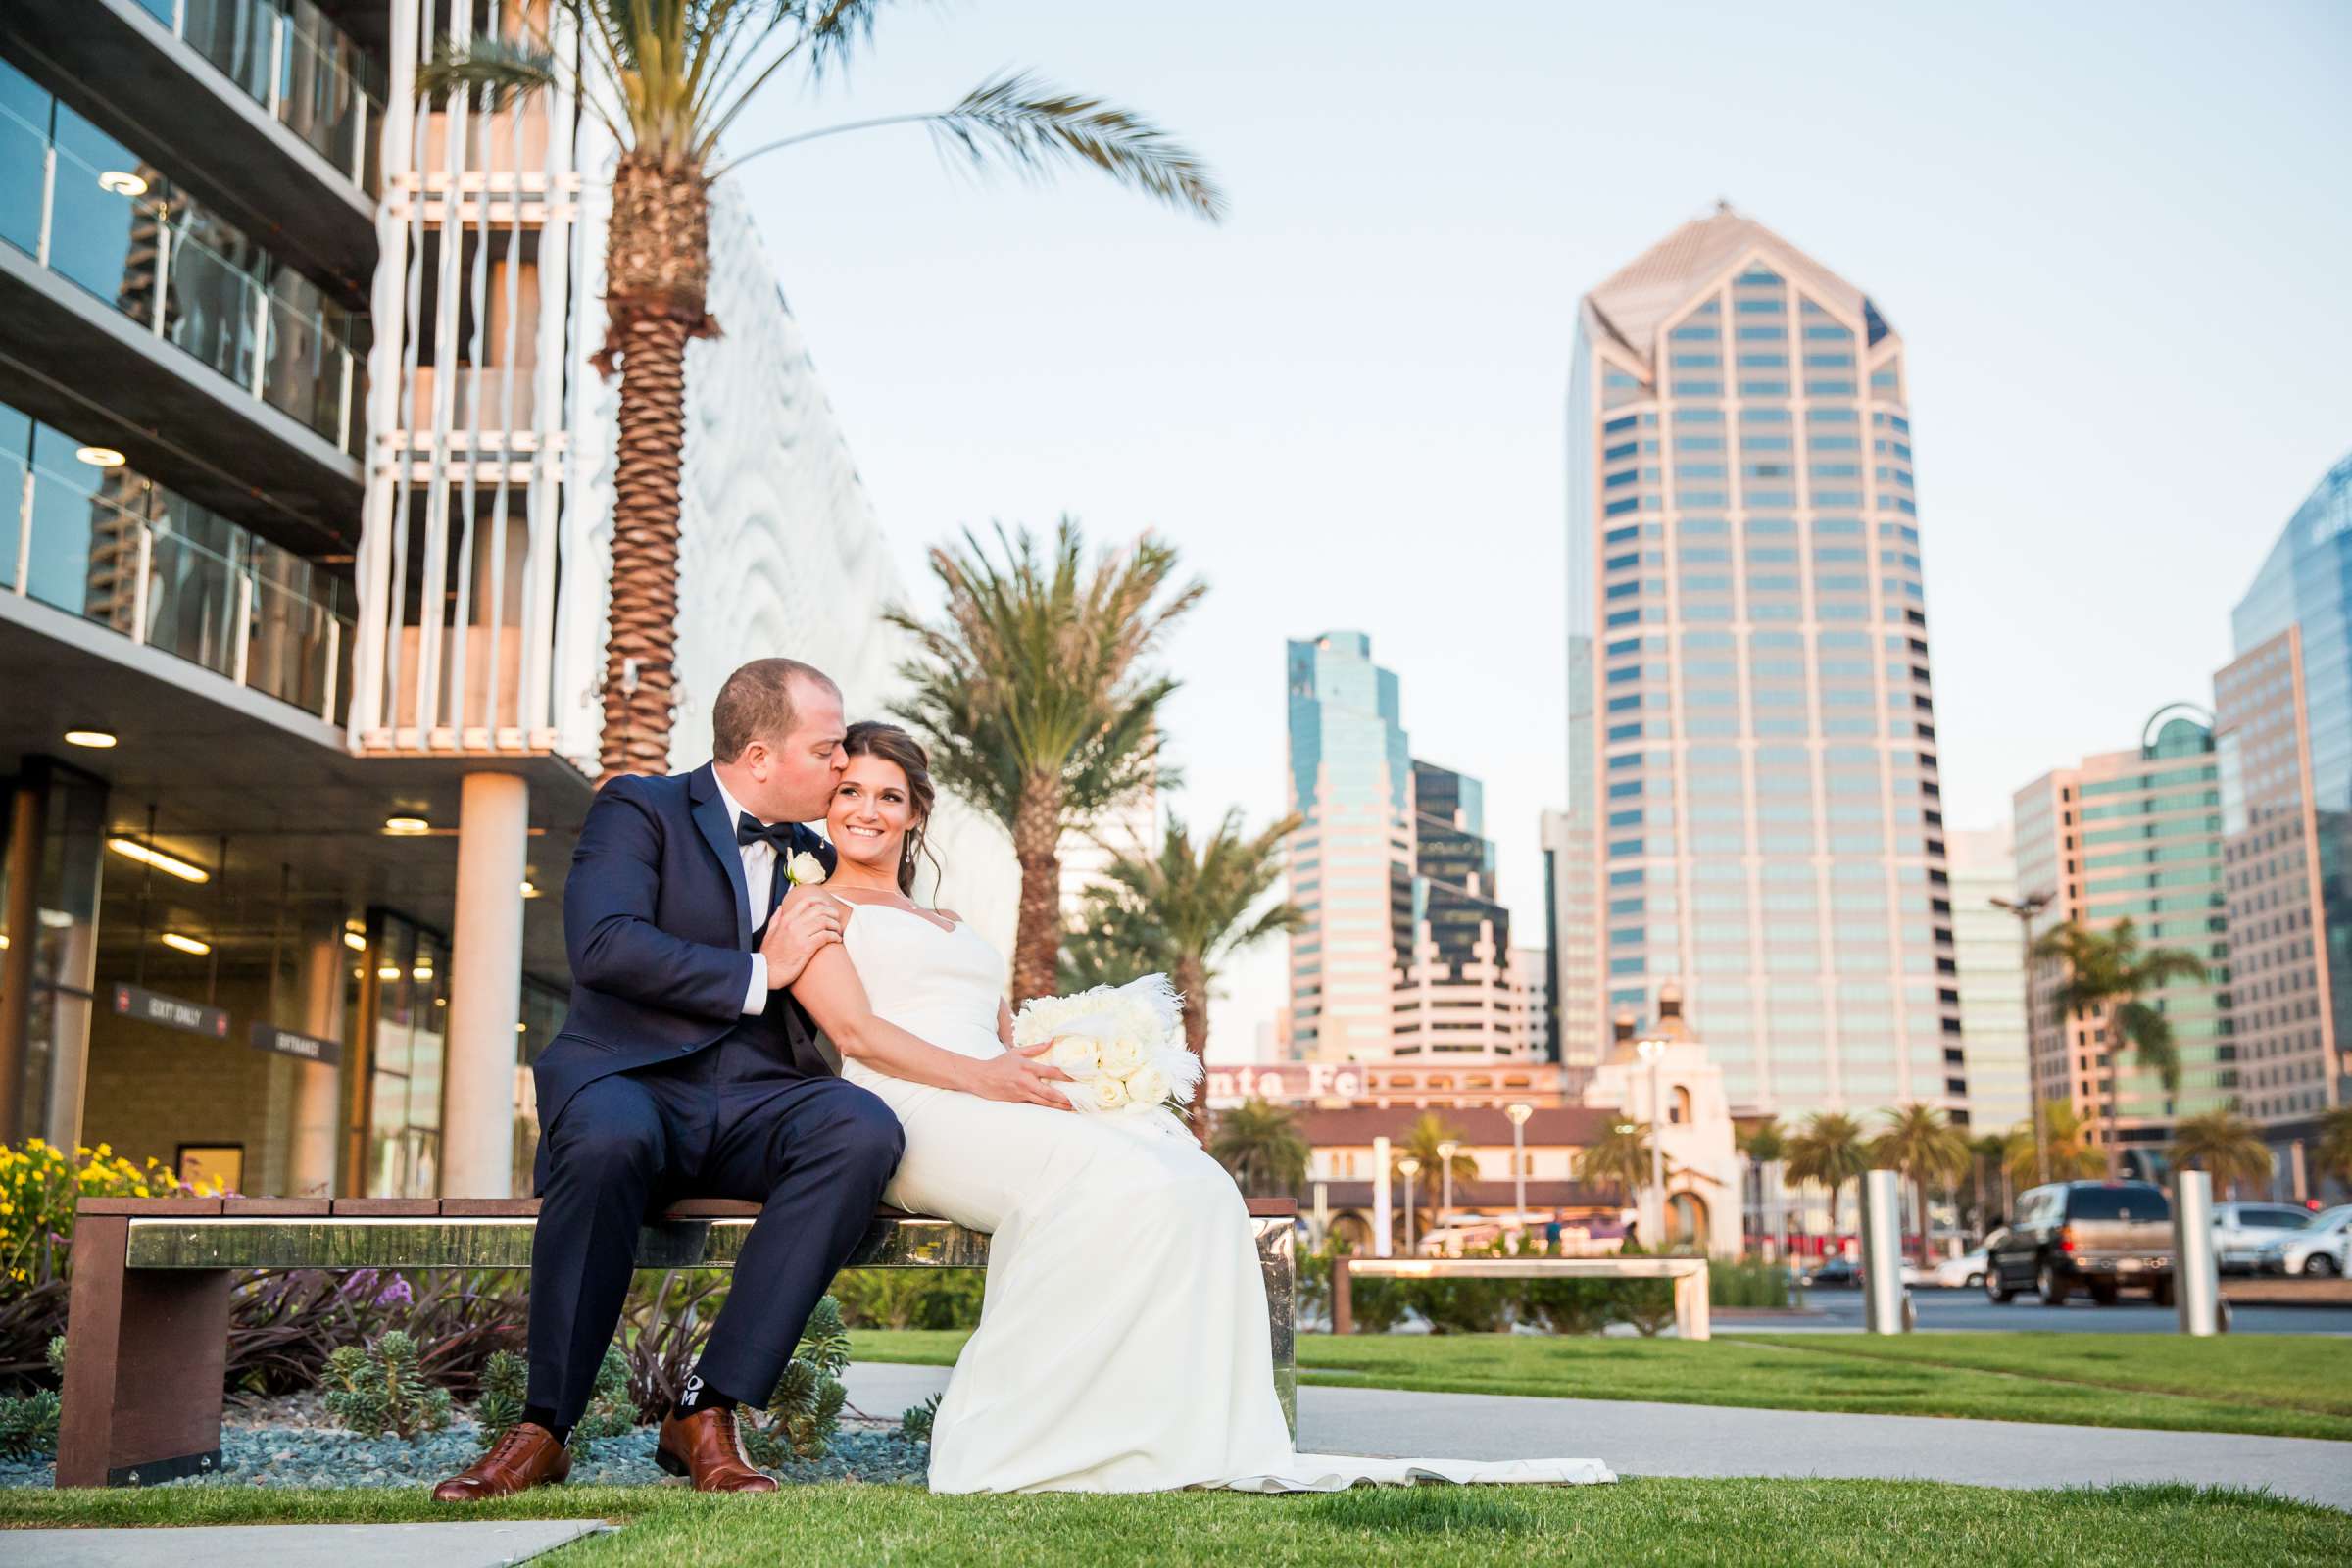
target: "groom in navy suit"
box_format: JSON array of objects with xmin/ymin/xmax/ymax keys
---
[{"xmin": 435, "ymin": 657, "xmax": 901, "ymax": 1499}]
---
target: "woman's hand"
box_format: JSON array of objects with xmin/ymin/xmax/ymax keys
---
[{"xmin": 963, "ymin": 1043, "xmax": 1077, "ymax": 1111}]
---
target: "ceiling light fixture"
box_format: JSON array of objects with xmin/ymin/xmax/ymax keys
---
[
  {"xmin": 343, "ymin": 929, "xmax": 368, "ymax": 952},
  {"xmin": 106, "ymin": 836, "xmax": 210, "ymax": 883},
  {"xmin": 63, "ymin": 729, "xmax": 118, "ymax": 749},
  {"xmin": 382, "ymin": 815, "xmax": 429, "ymax": 836},
  {"xmin": 376, "ymin": 964, "xmax": 400, "ymax": 981},
  {"xmin": 96, "ymin": 170, "xmax": 147, "ymax": 197},
  {"xmin": 519, "ymin": 880, "xmax": 539, "ymax": 898},
  {"xmin": 159, "ymin": 931, "xmax": 211, "ymax": 956},
  {"xmin": 74, "ymin": 446, "xmax": 126, "ymax": 468}
]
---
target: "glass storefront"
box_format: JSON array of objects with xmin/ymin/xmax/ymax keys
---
[{"xmin": 0, "ymin": 760, "xmax": 107, "ymax": 1147}]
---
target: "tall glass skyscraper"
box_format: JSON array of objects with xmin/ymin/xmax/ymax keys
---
[
  {"xmin": 1287, "ymin": 632, "xmax": 1412, "ymax": 1061},
  {"xmin": 1394, "ymin": 760, "xmax": 1526, "ymax": 1057},
  {"xmin": 1562, "ymin": 207, "xmax": 1963, "ymax": 1120},
  {"xmin": 2213, "ymin": 451, "xmax": 2352, "ymax": 1163},
  {"xmin": 2013, "ymin": 710, "xmax": 2234, "ymax": 1172}
]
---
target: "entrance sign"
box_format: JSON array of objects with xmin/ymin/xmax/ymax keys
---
[
  {"xmin": 112, "ymin": 983, "xmax": 229, "ymax": 1040},
  {"xmin": 251, "ymin": 1022, "xmax": 341, "ymax": 1067}
]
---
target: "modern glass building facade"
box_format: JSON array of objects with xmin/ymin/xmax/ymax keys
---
[
  {"xmin": 2213, "ymin": 452, "xmax": 2352, "ymax": 1180},
  {"xmin": 1392, "ymin": 760, "xmax": 1530, "ymax": 1057},
  {"xmin": 2012, "ymin": 709, "xmax": 2234, "ymax": 1171},
  {"xmin": 1286, "ymin": 631, "xmax": 1412, "ymax": 1061},
  {"xmin": 1947, "ymin": 826, "xmax": 2030, "ymax": 1135},
  {"xmin": 1562, "ymin": 207, "xmax": 1962, "ymax": 1119}
]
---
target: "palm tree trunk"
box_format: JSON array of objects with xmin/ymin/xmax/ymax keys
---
[
  {"xmin": 1009, "ymin": 777, "xmax": 1064, "ymax": 1005},
  {"xmin": 2104, "ymin": 1003, "xmax": 2122, "ymax": 1180},
  {"xmin": 1175, "ymin": 953, "xmax": 1210, "ymax": 1143},
  {"xmin": 593, "ymin": 153, "xmax": 719, "ymax": 785}
]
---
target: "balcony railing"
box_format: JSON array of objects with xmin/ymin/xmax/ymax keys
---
[
  {"xmin": 2, "ymin": 439, "xmax": 354, "ymax": 725},
  {"xmin": 132, "ymin": 0, "xmax": 386, "ymax": 192},
  {"xmin": 1, "ymin": 92, "xmax": 368, "ymax": 457}
]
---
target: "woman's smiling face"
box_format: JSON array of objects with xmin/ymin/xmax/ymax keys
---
[{"xmin": 827, "ymin": 754, "xmax": 917, "ymax": 874}]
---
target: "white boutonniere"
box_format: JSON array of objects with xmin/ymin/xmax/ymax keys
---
[{"xmin": 786, "ymin": 850, "xmax": 828, "ymax": 888}]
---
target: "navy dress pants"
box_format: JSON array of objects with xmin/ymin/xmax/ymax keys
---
[{"xmin": 524, "ymin": 1034, "xmax": 905, "ymax": 1425}]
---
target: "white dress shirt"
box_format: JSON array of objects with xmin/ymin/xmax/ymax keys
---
[{"xmin": 713, "ymin": 772, "xmax": 777, "ymax": 1016}]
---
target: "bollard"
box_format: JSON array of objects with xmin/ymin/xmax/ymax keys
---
[
  {"xmin": 1860, "ymin": 1169, "xmax": 1907, "ymax": 1334},
  {"xmin": 2173, "ymin": 1169, "xmax": 2224, "ymax": 1337}
]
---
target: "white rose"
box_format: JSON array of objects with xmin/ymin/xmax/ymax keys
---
[
  {"xmin": 1047, "ymin": 1035, "xmax": 1100, "ymax": 1071},
  {"xmin": 1125, "ymin": 1064, "xmax": 1170, "ymax": 1109},
  {"xmin": 1091, "ymin": 1075, "xmax": 1131, "ymax": 1111},
  {"xmin": 1097, "ymin": 1036, "xmax": 1145, "ymax": 1076},
  {"xmin": 786, "ymin": 851, "xmax": 828, "ymax": 887}
]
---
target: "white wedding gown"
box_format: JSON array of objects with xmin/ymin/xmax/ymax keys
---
[{"xmin": 837, "ymin": 902, "xmax": 1614, "ymax": 1494}]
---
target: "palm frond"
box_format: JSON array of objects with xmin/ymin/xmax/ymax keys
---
[
  {"xmin": 926, "ymin": 72, "xmax": 1226, "ymax": 220},
  {"xmin": 418, "ymin": 36, "xmax": 560, "ymax": 112}
]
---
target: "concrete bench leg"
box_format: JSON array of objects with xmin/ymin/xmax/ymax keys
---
[
  {"xmin": 1674, "ymin": 1265, "xmax": 1711, "ymax": 1342},
  {"xmin": 56, "ymin": 1217, "xmax": 232, "ymax": 1487}
]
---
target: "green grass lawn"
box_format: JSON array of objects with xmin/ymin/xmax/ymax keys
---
[
  {"xmin": 2, "ymin": 1479, "xmax": 2346, "ymax": 1566},
  {"xmin": 850, "ymin": 1330, "xmax": 2352, "ymax": 1442}
]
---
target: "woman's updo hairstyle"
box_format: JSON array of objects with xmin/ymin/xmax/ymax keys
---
[{"xmin": 842, "ymin": 720, "xmax": 938, "ymax": 896}]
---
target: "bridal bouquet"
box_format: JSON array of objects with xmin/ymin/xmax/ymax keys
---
[{"xmin": 1010, "ymin": 974, "xmax": 1200, "ymax": 1119}]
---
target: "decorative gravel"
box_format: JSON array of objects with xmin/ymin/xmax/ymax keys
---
[{"xmin": 0, "ymin": 1396, "xmax": 930, "ymax": 1491}]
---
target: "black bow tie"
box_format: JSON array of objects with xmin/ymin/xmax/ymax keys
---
[{"xmin": 736, "ymin": 813, "xmax": 796, "ymax": 855}]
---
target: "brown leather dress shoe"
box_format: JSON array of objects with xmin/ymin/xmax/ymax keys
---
[
  {"xmin": 656, "ymin": 1404, "xmax": 778, "ymax": 1493},
  {"xmin": 432, "ymin": 1422, "xmax": 572, "ymax": 1502}
]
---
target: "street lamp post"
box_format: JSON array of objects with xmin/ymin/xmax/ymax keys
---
[
  {"xmin": 1505, "ymin": 1102, "xmax": 1534, "ymax": 1235},
  {"xmin": 1396, "ymin": 1155, "xmax": 1421, "ymax": 1255},
  {"xmin": 1992, "ymin": 890, "xmax": 2055, "ymax": 1187},
  {"xmin": 1435, "ymin": 1139, "xmax": 1458, "ymax": 1233},
  {"xmin": 1637, "ymin": 1036, "xmax": 1668, "ymax": 1245}
]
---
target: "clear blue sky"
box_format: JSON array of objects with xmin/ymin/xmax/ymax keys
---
[{"xmin": 724, "ymin": 1, "xmax": 2352, "ymax": 1052}]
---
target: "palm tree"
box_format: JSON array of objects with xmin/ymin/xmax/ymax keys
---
[
  {"xmin": 2032, "ymin": 917, "xmax": 2209, "ymax": 1177},
  {"xmin": 1394, "ymin": 1112, "xmax": 1480, "ymax": 1240},
  {"xmin": 2167, "ymin": 1110, "xmax": 2273, "ymax": 1199},
  {"xmin": 1738, "ymin": 1118, "xmax": 1788, "ymax": 1260},
  {"xmin": 1784, "ymin": 1111, "xmax": 1871, "ymax": 1249},
  {"xmin": 1967, "ymin": 1132, "xmax": 2009, "ymax": 1229},
  {"xmin": 2318, "ymin": 1107, "xmax": 2352, "ymax": 1192},
  {"xmin": 2003, "ymin": 1099, "xmax": 2105, "ymax": 1189},
  {"xmin": 889, "ymin": 520, "xmax": 1206, "ymax": 1002},
  {"xmin": 1575, "ymin": 1122, "xmax": 1652, "ymax": 1220},
  {"xmin": 420, "ymin": 6, "xmax": 1223, "ymax": 779},
  {"xmin": 1061, "ymin": 808, "xmax": 1304, "ymax": 1128},
  {"xmin": 1206, "ymin": 1098, "xmax": 1309, "ymax": 1199},
  {"xmin": 1874, "ymin": 1105, "xmax": 1970, "ymax": 1265}
]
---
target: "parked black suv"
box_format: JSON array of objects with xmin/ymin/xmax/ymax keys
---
[{"xmin": 1986, "ymin": 1181, "xmax": 2175, "ymax": 1306}]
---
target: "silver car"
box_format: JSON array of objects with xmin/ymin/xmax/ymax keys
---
[
  {"xmin": 2210, "ymin": 1201, "xmax": 2316, "ymax": 1274},
  {"xmin": 2257, "ymin": 1204, "xmax": 2352, "ymax": 1277}
]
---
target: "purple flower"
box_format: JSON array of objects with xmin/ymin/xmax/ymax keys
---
[{"xmin": 373, "ymin": 1275, "xmax": 414, "ymax": 1309}]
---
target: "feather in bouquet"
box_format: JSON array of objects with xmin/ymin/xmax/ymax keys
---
[{"xmin": 1010, "ymin": 974, "xmax": 1200, "ymax": 1119}]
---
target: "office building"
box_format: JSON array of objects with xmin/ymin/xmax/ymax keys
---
[
  {"xmin": 1947, "ymin": 825, "xmax": 2030, "ymax": 1135},
  {"xmin": 0, "ymin": 0, "xmax": 1010, "ymax": 1195},
  {"xmin": 2012, "ymin": 708, "xmax": 2233, "ymax": 1174},
  {"xmin": 1561, "ymin": 205, "xmax": 1962, "ymax": 1121}
]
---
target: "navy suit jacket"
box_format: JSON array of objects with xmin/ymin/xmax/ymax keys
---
[{"xmin": 533, "ymin": 761, "xmax": 839, "ymax": 1144}]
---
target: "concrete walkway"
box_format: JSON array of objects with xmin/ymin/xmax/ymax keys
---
[
  {"xmin": 843, "ymin": 1362, "xmax": 2352, "ymax": 1512},
  {"xmin": 8, "ymin": 1519, "xmax": 608, "ymax": 1567}
]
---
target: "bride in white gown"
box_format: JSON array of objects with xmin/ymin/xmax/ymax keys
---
[{"xmin": 780, "ymin": 723, "xmax": 1612, "ymax": 1494}]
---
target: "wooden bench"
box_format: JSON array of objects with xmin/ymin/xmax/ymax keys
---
[
  {"xmin": 1331, "ymin": 1254, "xmax": 1709, "ymax": 1340},
  {"xmin": 58, "ymin": 1195, "xmax": 1298, "ymax": 1488}
]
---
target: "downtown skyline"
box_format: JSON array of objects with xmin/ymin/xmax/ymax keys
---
[{"xmin": 710, "ymin": 3, "xmax": 2352, "ymax": 1062}]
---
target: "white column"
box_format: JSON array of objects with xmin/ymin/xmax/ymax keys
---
[
  {"xmin": 442, "ymin": 770, "xmax": 528, "ymax": 1196},
  {"xmin": 288, "ymin": 932, "xmax": 346, "ymax": 1195},
  {"xmin": 1371, "ymin": 1135, "xmax": 1393, "ymax": 1258}
]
